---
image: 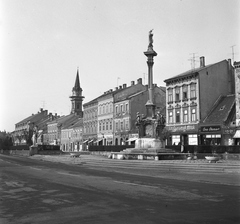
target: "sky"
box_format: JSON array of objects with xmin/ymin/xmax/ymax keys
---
[{"xmin": 0, "ymin": 0, "xmax": 239, "ymax": 132}]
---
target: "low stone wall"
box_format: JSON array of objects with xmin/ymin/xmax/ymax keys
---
[
  {"xmin": 109, "ymin": 152, "xmax": 240, "ymax": 161},
  {"xmin": 0, "ymin": 149, "xmax": 62, "ymax": 156},
  {"xmin": 0, "ymin": 149, "xmax": 30, "ymax": 156},
  {"xmin": 89, "ymin": 151, "xmax": 112, "ymax": 157}
]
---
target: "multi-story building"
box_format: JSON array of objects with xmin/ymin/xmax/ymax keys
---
[
  {"xmin": 82, "ymin": 98, "xmax": 98, "ymax": 145},
  {"xmin": 61, "ymin": 118, "xmax": 83, "ymax": 151},
  {"xmin": 96, "ymin": 78, "xmax": 147, "ymax": 145},
  {"xmin": 164, "ymin": 57, "xmax": 234, "ymax": 146},
  {"xmin": 233, "ymin": 61, "xmax": 240, "ymax": 144},
  {"xmin": 71, "ymin": 118, "xmax": 83, "ymax": 150},
  {"xmin": 97, "ymin": 92, "xmax": 114, "ymax": 145},
  {"xmin": 12, "ymin": 108, "xmax": 51, "ymax": 146},
  {"xmin": 114, "ymin": 84, "xmax": 166, "ymax": 145}
]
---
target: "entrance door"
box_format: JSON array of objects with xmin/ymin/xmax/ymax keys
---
[{"xmin": 182, "ymin": 134, "xmax": 188, "ymax": 145}]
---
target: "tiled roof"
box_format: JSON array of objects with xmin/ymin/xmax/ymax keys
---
[
  {"xmin": 71, "ymin": 118, "xmax": 83, "ymax": 128},
  {"xmin": 58, "ymin": 114, "xmax": 79, "ymax": 129},
  {"xmin": 164, "ymin": 60, "xmax": 226, "ymax": 82},
  {"xmin": 203, "ymin": 95, "xmax": 235, "ymax": 124},
  {"xmin": 16, "ymin": 112, "xmax": 48, "ymax": 126}
]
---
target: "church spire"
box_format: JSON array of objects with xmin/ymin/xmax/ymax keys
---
[
  {"xmin": 70, "ymin": 68, "xmax": 84, "ymax": 117},
  {"xmin": 73, "ymin": 68, "xmax": 81, "ymax": 93}
]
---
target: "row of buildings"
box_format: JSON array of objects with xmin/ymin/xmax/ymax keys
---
[{"xmin": 12, "ymin": 57, "xmax": 240, "ymax": 151}]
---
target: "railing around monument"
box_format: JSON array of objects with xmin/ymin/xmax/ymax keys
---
[{"xmin": 88, "ymin": 145, "xmax": 135, "ymax": 152}]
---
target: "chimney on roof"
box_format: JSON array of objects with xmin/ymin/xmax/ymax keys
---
[
  {"xmin": 131, "ymin": 81, "xmax": 135, "ymax": 86},
  {"xmin": 119, "ymin": 85, "xmax": 122, "ymax": 89},
  {"xmin": 228, "ymin": 58, "xmax": 232, "ymax": 67},
  {"xmin": 115, "ymin": 87, "xmax": 118, "ymax": 90},
  {"xmin": 200, "ymin": 56, "xmax": 205, "ymax": 68},
  {"xmin": 137, "ymin": 78, "xmax": 142, "ymax": 84},
  {"xmin": 123, "ymin": 84, "xmax": 127, "ymax": 88}
]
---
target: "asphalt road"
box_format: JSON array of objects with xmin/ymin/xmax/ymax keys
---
[{"xmin": 0, "ymin": 154, "xmax": 240, "ymax": 224}]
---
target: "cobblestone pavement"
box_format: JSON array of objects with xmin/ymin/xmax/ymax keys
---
[
  {"xmin": 29, "ymin": 154, "xmax": 240, "ymax": 187},
  {"xmin": 29, "ymin": 154, "xmax": 240, "ymax": 174}
]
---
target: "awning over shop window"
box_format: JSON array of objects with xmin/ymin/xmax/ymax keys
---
[
  {"xmin": 83, "ymin": 140, "xmax": 88, "ymax": 144},
  {"xmin": 233, "ymin": 130, "xmax": 240, "ymax": 138},
  {"xmin": 126, "ymin": 137, "xmax": 138, "ymax": 142},
  {"xmin": 88, "ymin": 139, "xmax": 93, "ymax": 143},
  {"xmin": 94, "ymin": 139, "xmax": 103, "ymax": 143}
]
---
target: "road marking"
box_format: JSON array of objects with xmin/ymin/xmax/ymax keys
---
[{"xmin": 113, "ymin": 180, "xmax": 158, "ymax": 189}]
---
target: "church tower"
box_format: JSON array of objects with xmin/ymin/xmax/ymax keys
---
[{"xmin": 70, "ymin": 69, "xmax": 84, "ymax": 117}]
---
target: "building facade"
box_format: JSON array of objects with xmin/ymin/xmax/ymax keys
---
[
  {"xmin": 82, "ymin": 98, "xmax": 98, "ymax": 145},
  {"xmin": 164, "ymin": 57, "xmax": 234, "ymax": 146},
  {"xmin": 12, "ymin": 108, "xmax": 52, "ymax": 146},
  {"xmin": 61, "ymin": 118, "xmax": 83, "ymax": 151},
  {"xmin": 233, "ymin": 61, "xmax": 240, "ymax": 144}
]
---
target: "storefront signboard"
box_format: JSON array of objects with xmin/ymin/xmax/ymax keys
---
[
  {"xmin": 167, "ymin": 124, "xmax": 197, "ymax": 133},
  {"xmin": 129, "ymin": 133, "xmax": 138, "ymax": 138},
  {"xmin": 200, "ymin": 126, "xmax": 221, "ymax": 133},
  {"xmin": 223, "ymin": 128, "xmax": 235, "ymax": 135}
]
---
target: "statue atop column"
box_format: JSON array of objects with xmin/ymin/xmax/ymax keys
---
[
  {"xmin": 148, "ymin": 29, "xmax": 154, "ymax": 51},
  {"xmin": 148, "ymin": 29, "xmax": 153, "ymax": 50}
]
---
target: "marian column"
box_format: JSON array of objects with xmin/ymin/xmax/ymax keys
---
[{"xmin": 144, "ymin": 30, "xmax": 157, "ymax": 118}]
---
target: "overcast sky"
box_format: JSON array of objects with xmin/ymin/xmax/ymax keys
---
[{"xmin": 0, "ymin": 0, "xmax": 239, "ymax": 132}]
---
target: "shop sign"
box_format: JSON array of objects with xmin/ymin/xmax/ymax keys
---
[
  {"xmin": 104, "ymin": 135, "xmax": 113, "ymax": 141},
  {"xmin": 200, "ymin": 126, "xmax": 221, "ymax": 133},
  {"xmin": 223, "ymin": 129, "xmax": 235, "ymax": 134},
  {"xmin": 129, "ymin": 133, "xmax": 138, "ymax": 138},
  {"xmin": 167, "ymin": 125, "xmax": 197, "ymax": 133}
]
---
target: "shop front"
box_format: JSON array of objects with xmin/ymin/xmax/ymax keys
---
[
  {"xmin": 199, "ymin": 125, "xmax": 222, "ymax": 145},
  {"xmin": 166, "ymin": 124, "xmax": 199, "ymax": 146},
  {"xmin": 222, "ymin": 128, "xmax": 236, "ymax": 145},
  {"xmin": 233, "ymin": 129, "xmax": 240, "ymax": 145}
]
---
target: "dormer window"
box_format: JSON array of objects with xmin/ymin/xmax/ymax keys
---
[{"xmin": 219, "ymin": 105, "xmax": 225, "ymax": 111}]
